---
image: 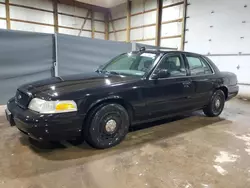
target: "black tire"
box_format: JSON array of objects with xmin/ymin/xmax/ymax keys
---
[
  {"xmin": 203, "ymin": 89, "xmax": 225, "ymax": 117},
  {"xmin": 84, "ymin": 103, "xmax": 129, "ymax": 149}
]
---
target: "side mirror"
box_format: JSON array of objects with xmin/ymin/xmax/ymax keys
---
[
  {"xmin": 96, "ymin": 65, "xmax": 104, "ymax": 72},
  {"xmin": 151, "ymin": 69, "xmax": 170, "ymax": 79}
]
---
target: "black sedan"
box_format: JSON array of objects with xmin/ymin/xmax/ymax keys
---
[{"xmin": 6, "ymin": 49, "xmax": 239, "ymax": 149}]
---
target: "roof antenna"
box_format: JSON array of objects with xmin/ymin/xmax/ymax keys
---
[{"xmin": 140, "ymin": 47, "xmax": 146, "ymax": 52}]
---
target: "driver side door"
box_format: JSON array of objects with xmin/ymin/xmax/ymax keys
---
[{"xmin": 143, "ymin": 53, "xmax": 195, "ymax": 119}]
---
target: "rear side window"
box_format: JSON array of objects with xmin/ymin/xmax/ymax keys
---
[{"xmin": 186, "ymin": 55, "xmax": 213, "ymax": 75}]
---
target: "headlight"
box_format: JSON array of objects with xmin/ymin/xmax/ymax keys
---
[{"xmin": 28, "ymin": 98, "xmax": 77, "ymax": 114}]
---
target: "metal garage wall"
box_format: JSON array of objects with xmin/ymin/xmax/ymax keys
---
[
  {"xmin": 0, "ymin": 29, "xmax": 54, "ymax": 104},
  {"xmin": 57, "ymin": 34, "xmax": 132, "ymax": 76},
  {"xmin": 185, "ymin": 0, "xmax": 250, "ymax": 84}
]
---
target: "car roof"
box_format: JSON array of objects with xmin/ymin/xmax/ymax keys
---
[{"xmin": 135, "ymin": 49, "xmax": 203, "ymax": 57}]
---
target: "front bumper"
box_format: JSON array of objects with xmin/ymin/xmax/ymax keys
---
[{"xmin": 6, "ymin": 98, "xmax": 85, "ymax": 141}]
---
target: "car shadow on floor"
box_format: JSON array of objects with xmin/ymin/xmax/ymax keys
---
[{"xmin": 20, "ymin": 111, "xmax": 227, "ymax": 161}]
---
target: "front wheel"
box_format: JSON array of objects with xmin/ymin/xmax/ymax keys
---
[
  {"xmin": 84, "ymin": 103, "xmax": 129, "ymax": 149},
  {"xmin": 203, "ymin": 90, "xmax": 225, "ymax": 117}
]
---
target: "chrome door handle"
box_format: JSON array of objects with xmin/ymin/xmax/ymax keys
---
[{"xmin": 182, "ymin": 81, "xmax": 191, "ymax": 85}]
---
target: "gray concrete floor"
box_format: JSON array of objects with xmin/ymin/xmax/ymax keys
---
[{"xmin": 0, "ymin": 99, "xmax": 250, "ymax": 188}]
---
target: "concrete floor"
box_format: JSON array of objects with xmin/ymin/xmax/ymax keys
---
[{"xmin": 0, "ymin": 99, "xmax": 250, "ymax": 188}]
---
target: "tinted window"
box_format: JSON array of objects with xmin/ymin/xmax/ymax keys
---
[
  {"xmin": 186, "ymin": 55, "xmax": 213, "ymax": 75},
  {"xmin": 155, "ymin": 55, "xmax": 187, "ymax": 77}
]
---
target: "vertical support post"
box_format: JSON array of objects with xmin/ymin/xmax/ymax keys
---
[
  {"xmin": 5, "ymin": 0, "xmax": 11, "ymax": 29},
  {"xmin": 155, "ymin": 0, "xmax": 163, "ymax": 46},
  {"xmin": 126, "ymin": 0, "xmax": 131, "ymax": 42},
  {"xmin": 105, "ymin": 12, "xmax": 109, "ymax": 40},
  {"xmin": 54, "ymin": 33, "xmax": 59, "ymax": 77},
  {"xmin": 91, "ymin": 10, "xmax": 95, "ymax": 38},
  {"xmin": 53, "ymin": 0, "xmax": 59, "ymax": 33},
  {"xmin": 181, "ymin": 0, "xmax": 187, "ymax": 50}
]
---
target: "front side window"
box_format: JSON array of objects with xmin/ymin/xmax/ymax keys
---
[
  {"xmin": 154, "ymin": 55, "xmax": 187, "ymax": 78},
  {"xmin": 186, "ymin": 55, "xmax": 213, "ymax": 75},
  {"xmin": 102, "ymin": 52, "xmax": 158, "ymax": 76}
]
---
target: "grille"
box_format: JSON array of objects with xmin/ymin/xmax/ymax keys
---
[{"xmin": 15, "ymin": 90, "xmax": 31, "ymax": 109}]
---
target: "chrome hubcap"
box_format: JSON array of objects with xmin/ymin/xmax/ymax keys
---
[
  {"xmin": 215, "ymin": 99, "xmax": 221, "ymax": 108},
  {"xmin": 105, "ymin": 119, "xmax": 117, "ymax": 133}
]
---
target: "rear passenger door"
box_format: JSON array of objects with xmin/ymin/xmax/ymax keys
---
[{"xmin": 183, "ymin": 54, "xmax": 215, "ymax": 108}]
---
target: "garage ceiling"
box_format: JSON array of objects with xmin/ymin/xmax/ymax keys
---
[{"xmin": 76, "ymin": 0, "xmax": 127, "ymax": 8}]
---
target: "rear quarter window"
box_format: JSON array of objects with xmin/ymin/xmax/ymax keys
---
[{"xmin": 186, "ymin": 55, "xmax": 213, "ymax": 75}]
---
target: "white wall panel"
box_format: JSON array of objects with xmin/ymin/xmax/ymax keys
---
[
  {"xmin": 161, "ymin": 37, "xmax": 181, "ymax": 49},
  {"xmin": 10, "ymin": 0, "xmax": 53, "ymax": 11},
  {"xmin": 131, "ymin": 11, "xmax": 157, "ymax": 27},
  {"xmin": 113, "ymin": 18, "xmax": 126, "ymax": 30},
  {"xmin": 109, "ymin": 33, "xmax": 115, "ymax": 41},
  {"xmin": 145, "ymin": 0, "xmax": 157, "ymax": 10},
  {"xmin": 144, "ymin": 26, "xmax": 156, "ymax": 38},
  {"xmin": 130, "ymin": 26, "xmax": 156, "ymax": 40},
  {"xmin": 94, "ymin": 12, "xmax": 104, "ymax": 21},
  {"xmin": 138, "ymin": 40, "xmax": 155, "ymax": 46},
  {"xmin": 116, "ymin": 31, "xmax": 126, "ymax": 41},
  {"xmin": 0, "ymin": 4, "xmax": 6, "ymax": 18},
  {"xmin": 111, "ymin": 3, "xmax": 126, "ymax": 18},
  {"xmin": 11, "ymin": 21, "xmax": 54, "ymax": 33},
  {"xmin": 58, "ymin": 15, "xmax": 91, "ymax": 30},
  {"xmin": 131, "ymin": 0, "xmax": 143, "ymax": 14},
  {"xmin": 10, "ymin": 6, "xmax": 54, "ymax": 24},
  {"xmin": 0, "ymin": 0, "xmax": 5, "ymax": 2},
  {"xmin": 109, "ymin": 31, "xmax": 126, "ymax": 41},
  {"xmin": 161, "ymin": 22, "xmax": 182, "ymax": 37},
  {"xmin": 58, "ymin": 4, "xmax": 88, "ymax": 17},
  {"xmin": 162, "ymin": 5, "xmax": 183, "ymax": 22},
  {"xmin": 59, "ymin": 28, "xmax": 91, "ymax": 38},
  {"xmin": 163, "ymin": 0, "xmax": 183, "ymax": 6},
  {"xmin": 132, "ymin": 0, "xmax": 157, "ymax": 13},
  {"xmin": 209, "ymin": 56, "xmax": 250, "ymax": 84},
  {"xmin": 94, "ymin": 21, "xmax": 105, "ymax": 31},
  {"xmin": 130, "ymin": 28, "xmax": 143, "ymax": 40},
  {"xmin": 131, "ymin": 14, "xmax": 143, "ymax": 27},
  {"xmin": 144, "ymin": 11, "xmax": 157, "ymax": 24},
  {"xmin": 95, "ymin": 33, "xmax": 105, "ymax": 40},
  {"xmin": 0, "ymin": 20, "xmax": 6, "ymax": 29}
]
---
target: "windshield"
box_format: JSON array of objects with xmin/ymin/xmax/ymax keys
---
[{"xmin": 100, "ymin": 52, "xmax": 158, "ymax": 76}]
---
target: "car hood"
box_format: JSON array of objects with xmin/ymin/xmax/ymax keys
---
[{"xmin": 19, "ymin": 72, "xmax": 140, "ymax": 99}]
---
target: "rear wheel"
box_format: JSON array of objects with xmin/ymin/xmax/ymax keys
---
[
  {"xmin": 203, "ymin": 89, "xmax": 225, "ymax": 117},
  {"xmin": 84, "ymin": 103, "xmax": 129, "ymax": 149}
]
